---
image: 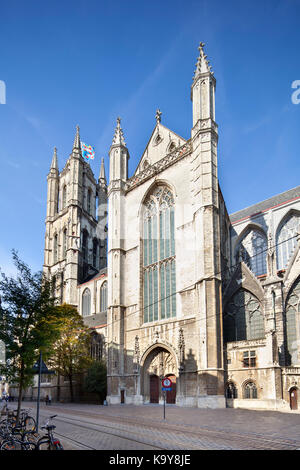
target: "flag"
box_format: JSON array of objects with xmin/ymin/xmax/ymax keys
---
[{"xmin": 81, "ymin": 142, "xmax": 95, "ymax": 161}]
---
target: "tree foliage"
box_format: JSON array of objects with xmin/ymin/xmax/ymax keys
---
[
  {"xmin": 0, "ymin": 250, "xmax": 63, "ymax": 420},
  {"xmin": 83, "ymin": 360, "xmax": 107, "ymax": 403},
  {"xmin": 47, "ymin": 304, "xmax": 93, "ymax": 402}
]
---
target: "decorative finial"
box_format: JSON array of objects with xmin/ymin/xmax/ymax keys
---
[
  {"xmin": 73, "ymin": 124, "xmax": 81, "ymax": 151},
  {"xmin": 99, "ymin": 157, "xmax": 106, "ymax": 182},
  {"xmin": 155, "ymin": 109, "xmax": 162, "ymax": 124},
  {"xmin": 112, "ymin": 117, "xmax": 126, "ymax": 147},
  {"xmin": 193, "ymin": 42, "xmax": 214, "ymax": 82}
]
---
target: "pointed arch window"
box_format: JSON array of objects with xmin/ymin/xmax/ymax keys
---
[
  {"xmin": 82, "ymin": 230, "xmax": 89, "ymax": 263},
  {"xmin": 53, "ymin": 234, "xmax": 58, "ymax": 264},
  {"xmin": 90, "ymin": 332, "xmax": 103, "ymax": 361},
  {"xmin": 235, "ymin": 229, "xmax": 267, "ymax": 276},
  {"xmin": 143, "ymin": 186, "xmax": 176, "ymax": 323},
  {"xmin": 285, "ymin": 277, "xmax": 300, "ymax": 365},
  {"xmin": 93, "ymin": 239, "xmax": 98, "ymax": 268},
  {"xmin": 244, "ymin": 382, "xmax": 257, "ymax": 399},
  {"xmin": 63, "ymin": 228, "xmax": 67, "ymax": 258},
  {"xmin": 276, "ymin": 214, "xmax": 300, "ymax": 270},
  {"xmin": 87, "ymin": 189, "xmax": 92, "ymax": 214},
  {"xmin": 82, "ymin": 288, "xmax": 91, "ymax": 317},
  {"xmin": 62, "ymin": 185, "xmax": 67, "ymax": 210},
  {"xmin": 100, "ymin": 281, "xmax": 107, "ymax": 313},
  {"xmin": 223, "ymin": 289, "xmax": 264, "ymax": 342},
  {"xmin": 226, "ymin": 382, "xmax": 238, "ymax": 399}
]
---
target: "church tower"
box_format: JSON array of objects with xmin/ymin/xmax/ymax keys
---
[
  {"xmin": 43, "ymin": 126, "xmax": 108, "ymax": 306},
  {"xmin": 107, "ymin": 117, "xmax": 129, "ymax": 390},
  {"xmin": 190, "ymin": 42, "xmax": 224, "ymax": 402}
]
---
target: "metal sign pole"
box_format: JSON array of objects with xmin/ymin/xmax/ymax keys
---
[
  {"xmin": 163, "ymin": 390, "xmax": 166, "ymax": 420},
  {"xmin": 36, "ymin": 351, "xmax": 42, "ymax": 431}
]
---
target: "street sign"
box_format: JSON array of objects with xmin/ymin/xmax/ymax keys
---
[
  {"xmin": 162, "ymin": 377, "xmax": 172, "ymax": 388},
  {"xmin": 162, "ymin": 387, "xmax": 172, "ymax": 391}
]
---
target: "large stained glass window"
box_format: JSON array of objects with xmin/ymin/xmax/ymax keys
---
[
  {"xmin": 285, "ymin": 277, "xmax": 300, "ymax": 365},
  {"xmin": 82, "ymin": 288, "xmax": 91, "ymax": 317},
  {"xmin": 100, "ymin": 281, "xmax": 107, "ymax": 313},
  {"xmin": 223, "ymin": 289, "xmax": 264, "ymax": 342},
  {"xmin": 235, "ymin": 229, "xmax": 267, "ymax": 276},
  {"xmin": 276, "ymin": 214, "xmax": 300, "ymax": 270},
  {"xmin": 143, "ymin": 186, "xmax": 176, "ymax": 323}
]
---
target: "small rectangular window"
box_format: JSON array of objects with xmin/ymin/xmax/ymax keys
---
[{"xmin": 243, "ymin": 350, "xmax": 256, "ymax": 368}]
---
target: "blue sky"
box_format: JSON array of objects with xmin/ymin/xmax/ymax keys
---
[{"xmin": 0, "ymin": 0, "xmax": 299, "ymax": 274}]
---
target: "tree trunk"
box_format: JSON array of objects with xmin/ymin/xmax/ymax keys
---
[
  {"xmin": 57, "ymin": 373, "xmax": 61, "ymax": 402},
  {"xmin": 16, "ymin": 361, "xmax": 25, "ymax": 424},
  {"xmin": 69, "ymin": 375, "xmax": 74, "ymax": 402}
]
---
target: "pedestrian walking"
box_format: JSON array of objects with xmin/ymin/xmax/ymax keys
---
[
  {"xmin": 48, "ymin": 393, "xmax": 52, "ymax": 405},
  {"xmin": 45, "ymin": 394, "xmax": 49, "ymax": 405}
]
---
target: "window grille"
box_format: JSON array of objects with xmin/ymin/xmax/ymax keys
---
[
  {"xmin": 224, "ymin": 289, "xmax": 264, "ymax": 342},
  {"xmin": 143, "ymin": 186, "xmax": 176, "ymax": 323},
  {"xmin": 100, "ymin": 281, "xmax": 107, "ymax": 313},
  {"xmin": 244, "ymin": 382, "xmax": 257, "ymax": 399},
  {"xmin": 243, "ymin": 350, "xmax": 256, "ymax": 368},
  {"xmin": 82, "ymin": 288, "xmax": 91, "ymax": 317},
  {"xmin": 236, "ymin": 229, "xmax": 267, "ymax": 276},
  {"xmin": 276, "ymin": 214, "xmax": 299, "ymax": 269}
]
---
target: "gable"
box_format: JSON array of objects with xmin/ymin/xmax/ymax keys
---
[{"xmin": 134, "ymin": 123, "xmax": 186, "ymax": 176}]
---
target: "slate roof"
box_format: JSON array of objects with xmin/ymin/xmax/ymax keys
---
[{"xmin": 230, "ymin": 185, "xmax": 300, "ymax": 224}]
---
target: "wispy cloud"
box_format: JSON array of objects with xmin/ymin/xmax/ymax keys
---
[
  {"xmin": 6, "ymin": 160, "xmax": 21, "ymax": 169},
  {"xmin": 96, "ymin": 34, "xmax": 185, "ymax": 152}
]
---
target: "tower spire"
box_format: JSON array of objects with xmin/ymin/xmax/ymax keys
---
[
  {"xmin": 193, "ymin": 42, "xmax": 214, "ymax": 83},
  {"xmin": 73, "ymin": 125, "xmax": 81, "ymax": 152},
  {"xmin": 50, "ymin": 147, "xmax": 58, "ymax": 170},
  {"xmin": 111, "ymin": 117, "xmax": 126, "ymax": 147},
  {"xmin": 99, "ymin": 157, "xmax": 107, "ymax": 183}
]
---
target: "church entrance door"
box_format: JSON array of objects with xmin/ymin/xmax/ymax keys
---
[
  {"xmin": 290, "ymin": 387, "xmax": 298, "ymax": 410},
  {"xmin": 142, "ymin": 346, "xmax": 177, "ymax": 404},
  {"xmin": 166, "ymin": 375, "xmax": 176, "ymax": 404},
  {"xmin": 150, "ymin": 375, "xmax": 159, "ymax": 403}
]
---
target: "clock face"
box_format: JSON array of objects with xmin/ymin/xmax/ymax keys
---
[{"xmin": 0, "ymin": 341, "xmax": 5, "ymax": 364}]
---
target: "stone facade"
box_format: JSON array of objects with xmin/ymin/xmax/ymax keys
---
[{"xmin": 41, "ymin": 43, "xmax": 300, "ymax": 411}]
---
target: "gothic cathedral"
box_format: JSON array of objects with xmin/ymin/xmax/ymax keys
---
[{"xmin": 44, "ymin": 44, "xmax": 300, "ymax": 410}]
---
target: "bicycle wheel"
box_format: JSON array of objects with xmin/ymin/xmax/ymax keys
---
[
  {"xmin": 23, "ymin": 430, "xmax": 39, "ymax": 444},
  {"xmin": 0, "ymin": 438, "xmax": 21, "ymax": 450},
  {"xmin": 24, "ymin": 416, "xmax": 36, "ymax": 432},
  {"xmin": 37, "ymin": 438, "xmax": 51, "ymax": 450},
  {"xmin": 21, "ymin": 441, "xmax": 37, "ymax": 451}
]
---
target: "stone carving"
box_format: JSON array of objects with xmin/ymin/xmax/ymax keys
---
[
  {"xmin": 134, "ymin": 335, "xmax": 140, "ymax": 372},
  {"xmin": 125, "ymin": 142, "xmax": 191, "ymax": 192},
  {"xmin": 178, "ymin": 328, "xmax": 185, "ymax": 365},
  {"xmin": 155, "ymin": 109, "xmax": 162, "ymax": 123}
]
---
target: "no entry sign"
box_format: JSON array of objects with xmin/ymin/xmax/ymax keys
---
[{"xmin": 162, "ymin": 377, "xmax": 172, "ymax": 391}]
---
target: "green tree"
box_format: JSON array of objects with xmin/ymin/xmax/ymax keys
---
[
  {"xmin": 83, "ymin": 360, "xmax": 107, "ymax": 403},
  {"xmin": 47, "ymin": 304, "xmax": 93, "ymax": 402},
  {"xmin": 0, "ymin": 250, "xmax": 63, "ymax": 422}
]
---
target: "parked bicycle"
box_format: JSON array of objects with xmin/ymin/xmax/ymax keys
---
[
  {"xmin": 36, "ymin": 415, "xmax": 64, "ymax": 450},
  {"xmin": 0, "ymin": 407, "xmax": 38, "ymax": 450}
]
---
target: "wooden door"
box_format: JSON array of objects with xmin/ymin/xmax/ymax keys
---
[
  {"xmin": 290, "ymin": 388, "xmax": 298, "ymax": 410},
  {"xmin": 150, "ymin": 375, "xmax": 159, "ymax": 403},
  {"xmin": 166, "ymin": 375, "xmax": 176, "ymax": 404},
  {"xmin": 120, "ymin": 390, "xmax": 125, "ymax": 404}
]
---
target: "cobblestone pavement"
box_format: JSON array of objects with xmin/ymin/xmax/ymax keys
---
[{"xmin": 10, "ymin": 402, "xmax": 300, "ymax": 450}]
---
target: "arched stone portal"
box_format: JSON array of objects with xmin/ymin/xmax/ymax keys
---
[{"xmin": 141, "ymin": 345, "xmax": 178, "ymax": 404}]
